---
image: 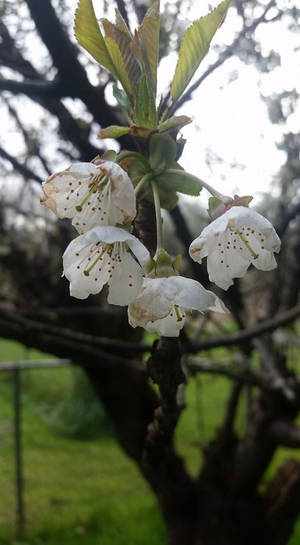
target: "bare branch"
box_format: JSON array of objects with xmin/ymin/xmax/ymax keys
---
[
  {"xmin": 188, "ymin": 304, "xmax": 300, "ymax": 353},
  {"xmin": 0, "ymin": 310, "xmax": 149, "ymax": 355},
  {"xmin": 268, "ymin": 420, "xmax": 300, "ymax": 447},
  {"xmin": 275, "ymin": 202, "xmax": 300, "ymax": 237},
  {"xmin": 265, "ymin": 459, "xmax": 300, "ymax": 545},
  {"xmin": 0, "ymin": 77, "xmax": 66, "ymax": 98},
  {"xmin": 187, "ymin": 356, "xmax": 272, "ymax": 390},
  {"xmin": 0, "ymin": 145, "xmax": 43, "ymax": 183},
  {"xmin": 0, "ymin": 311, "xmax": 142, "ymax": 368}
]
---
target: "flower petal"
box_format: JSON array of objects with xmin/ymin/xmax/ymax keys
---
[
  {"xmin": 173, "ymin": 276, "xmax": 228, "ymax": 313},
  {"xmin": 128, "ymin": 278, "xmax": 177, "ymax": 326},
  {"xmin": 85, "ymin": 226, "xmax": 150, "ymax": 266},
  {"xmin": 190, "ymin": 206, "xmax": 280, "ymax": 289},
  {"xmin": 107, "ymin": 245, "xmax": 144, "ymax": 305},
  {"xmin": 144, "ymin": 310, "xmax": 186, "ymax": 337},
  {"xmin": 100, "ymin": 161, "xmax": 136, "ymax": 223},
  {"xmin": 41, "ymin": 161, "xmax": 136, "ymax": 233},
  {"xmin": 63, "ymin": 235, "xmax": 110, "ymax": 299}
]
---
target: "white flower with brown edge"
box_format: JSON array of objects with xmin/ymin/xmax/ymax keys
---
[
  {"xmin": 63, "ymin": 226, "xmax": 149, "ymax": 305},
  {"xmin": 41, "ymin": 161, "xmax": 136, "ymax": 234},
  {"xmin": 128, "ymin": 276, "xmax": 228, "ymax": 337},
  {"xmin": 189, "ymin": 206, "xmax": 281, "ymax": 290}
]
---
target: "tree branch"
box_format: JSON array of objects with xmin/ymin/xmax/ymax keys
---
[
  {"xmin": 187, "ymin": 304, "xmax": 300, "ymax": 353},
  {"xmin": 267, "ymin": 420, "xmax": 300, "ymax": 447},
  {"xmin": 187, "ymin": 356, "xmax": 260, "ymax": 385},
  {"xmin": 0, "ymin": 77, "xmax": 66, "ymax": 98},
  {"xmin": 0, "ymin": 310, "xmax": 149, "ymax": 355},
  {"xmin": 0, "ymin": 146, "xmax": 43, "ymax": 183},
  {"xmin": 275, "ymin": 202, "xmax": 300, "ymax": 238},
  {"xmin": 265, "ymin": 459, "xmax": 300, "ymax": 545}
]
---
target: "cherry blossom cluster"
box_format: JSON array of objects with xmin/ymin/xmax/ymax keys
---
[{"xmin": 41, "ymin": 160, "xmax": 281, "ymax": 337}]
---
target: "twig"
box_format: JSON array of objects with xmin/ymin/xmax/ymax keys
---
[
  {"xmin": 267, "ymin": 420, "xmax": 300, "ymax": 447},
  {"xmin": 188, "ymin": 304, "xmax": 300, "ymax": 353},
  {"xmin": 0, "ymin": 146, "xmax": 43, "ymax": 183},
  {"xmin": 0, "ymin": 310, "xmax": 150, "ymax": 354}
]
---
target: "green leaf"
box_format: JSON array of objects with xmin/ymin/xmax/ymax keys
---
[
  {"xmin": 158, "ymin": 189, "xmax": 178, "ymax": 210},
  {"xmin": 114, "ymin": 9, "xmax": 132, "ymax": 36},
  {"xmin": 134, "ymin": 76, "xmax": 157, "ymax": 128},
  {"xmin": 156, "ymin": 170, "xmax": 202, "ymax": 196},
  {"xmin": 98, "ymin": 125, "xmax": 130, "ymax": 139},
  {"xmin": 158, "ymin": 115, "xmax": 192, "ymax": 133},
  {"xmin": 102, "ymin": 19, "xmax": 141, "ymax": 94},
  {"xmin": 104, "ymin": 35, "xmax": 133, "ymax": 97},
  {"xmin": 134, "ymin": 1, "xmax": 160, "ymax": 95},
  {"xmin": 170, "ymin": 0, "xmax": 231, "ymax": 101},
  {"xmin": 141, "ymin": 186, "xmax": 179, "ymax": 211},
  {"xmin": 74, "ymin": 0, "xmax": 116, "ymax": 74},
  {"xmin": 149, "ymin": 134, "xmax": 177, "ymax": 171},
  {"xmin": 113, "ymin": 85, "xmax": 131, "ymax": 113},
  {"xmin": 126, "ymin": 158, "xmax": 148, "ymax": 187}
]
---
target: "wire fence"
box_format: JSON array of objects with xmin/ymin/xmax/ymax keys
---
[{"xmin": 0, "ymin": 356, "xmax": 75, "ymax": 539}]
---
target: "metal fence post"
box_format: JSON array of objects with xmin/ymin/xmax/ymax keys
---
[{"xmin": 13, "ymin": 366, "xmax": 25, "ymax": 539}]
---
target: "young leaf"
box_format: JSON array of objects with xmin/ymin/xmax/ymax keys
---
[
  {"xmin": 115, "ymin": 9, "xmax": 132, "ymax": 36},
  {"xmin": 149, "ymin": 134, "xmax": 177, "ymax": 171},
  {"xmin": 158, "ymin": 189, "xmax": 179, "ymax": 210},
  {"xmin": 133, "ymin": 1, "xmax": 160, "ymax": 95},
  {"xmin": 134, "ymin": 76, "xmax": 157, "ymax": 128},
  {"xmin": 142, "ymin": 186, "xmax": 179, "ymax": 211},
  {"xmin": 156, "ymin": 170, "xmax": 201, "ymax": 196},
  {"xmin": 170, "ymin": 0, "xmax": 231, "ymax": 102},
  {"xmin": 104, "ymin": 35, "xmax": 133, "ymax": 97},
  {"xmin": 98, "ymin": 125, "xmax": 130, "ymax": 139},
  {"xmin": 102, "ymin": 19, "xmax": 141, "ymax": 94},
  {"xmin": 74, "ymin": 0, "xmax": 116, "ymax": 74},
  {"xmin": 158, "ymin": 115, "xmax": 192, "ymax": 133},
  {"xmin": 113, "ymin": 85, "xmax": 131, "ymax": 113}
]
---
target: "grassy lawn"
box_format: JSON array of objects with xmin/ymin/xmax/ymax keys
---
[{"xmin": 0, "ymin": 338, "xmax": 299, "ymax": 544}]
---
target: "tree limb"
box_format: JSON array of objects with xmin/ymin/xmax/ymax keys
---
[
  {"xmin": 0, "ymin": 310, "xmax": 149, "ymax": 355},
  {"xmin": 0, "ymin": 146, "xmax": 43, "ymax": 183},
  {"xmin": 267, "ymin": 420, "xmax": 300, "ymax": 447},
  {"xmin": 0, "ymin": 77, "xmax": 66, "ymax": 98},
  {"xmin": 188, "ymin": 304, "xmax": 300, "ymax": 353}
]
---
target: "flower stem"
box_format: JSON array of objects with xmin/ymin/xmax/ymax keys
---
[
  {"xmin": 162, "ymin": 169, "xmax": 233, "ymax": 204},
  {"xmin": 135, "ymin": 173, "xmax": 153, "ymax": 196},
  {"xmin": 151, "ymin": 181, "xmax": 163, "ymax": 250}
]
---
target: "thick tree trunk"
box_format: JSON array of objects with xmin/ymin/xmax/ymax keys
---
[{"xmin": 159, "ymin": 462, "xmax": 300, "ymax": 545}]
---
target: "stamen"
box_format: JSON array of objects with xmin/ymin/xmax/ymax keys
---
[
  {"xmin": 84, "ymin": 246, "xmax": 107, "ymax": 276},
  {"xmin": 174, "ymin": 304, "xmax": 183, "ymax": 322},
  {"xmin": 237, "ymin": 230, "xmax": 258, "ymax": 259},
  {"xmin": 75, "ymin": 174, "xmax": 107, "ymax": 212}
]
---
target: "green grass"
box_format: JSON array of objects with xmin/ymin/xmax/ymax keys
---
[{"xmin": 0, "ymin": 338, "xmax": 299, "ymax": 544}]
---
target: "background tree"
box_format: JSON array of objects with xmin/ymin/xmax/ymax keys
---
[{"xmin": 0, "ymin": 1, "xmax": 299, "ymax": 544}]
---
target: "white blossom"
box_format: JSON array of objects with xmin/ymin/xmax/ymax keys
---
[
  {"xmin": 128, "ymin": 276, "xmax": 228, "ymax": 337},
  {"xmin": 41, "ymin": 161, "xmax": 136, "ymax": 233},
  {"xmin": 189, "ymin": 206, "xmax": 281, "ymax": 290},
  {"xmin": 63, "ymin": 226, "xmax": 149, "ymax": 305}
]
